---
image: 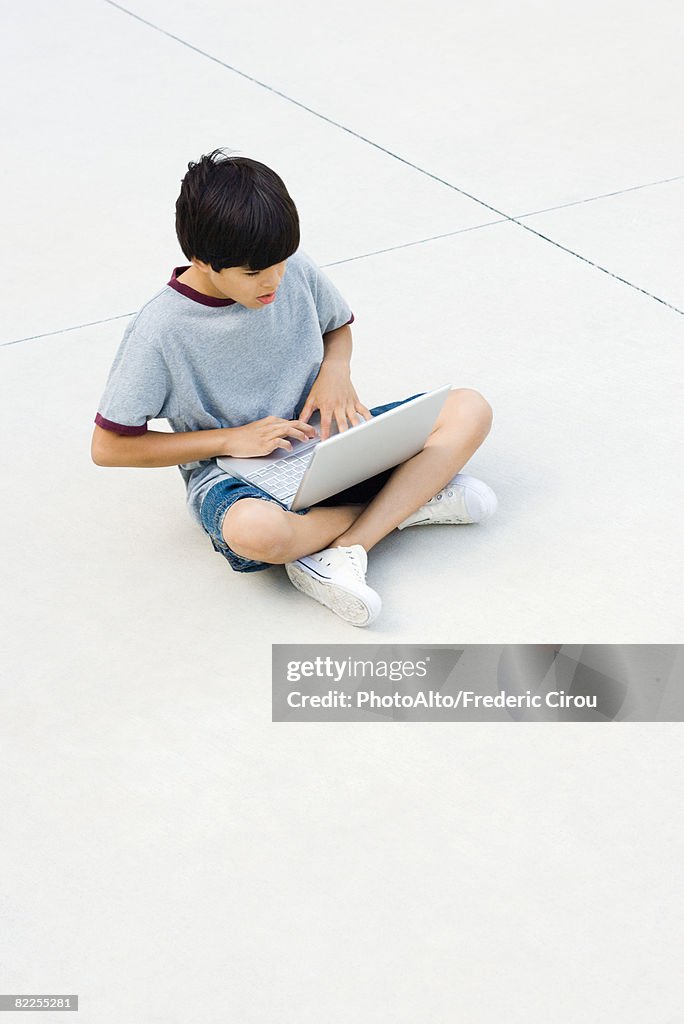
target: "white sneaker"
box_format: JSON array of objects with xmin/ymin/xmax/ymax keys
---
[
  {"xmin": 397, "ymin": 473, "xmax": 498, "ymax": 529},
  {"xmin": 285, "ymin": 544, "xmax": 381, "ymax": 626}
]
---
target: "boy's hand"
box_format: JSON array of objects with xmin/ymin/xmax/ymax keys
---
[
  {"xmin": 223, "ymin": 417, "xmax": 318, "ymax": 458},
  {"xmin": 299, "ymin": 362, "xmax": 372, "ymax": 441}
]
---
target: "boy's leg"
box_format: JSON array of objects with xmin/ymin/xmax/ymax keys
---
[
  {"xmin": 329, "ymin": 387, "xmax": 493, "ymax": 551},
  {"xmin": 223, "ymin": 387, "xmax": 492, "ymax": 564},
  {"xmin": 277, "ymin": 388, "xmax": 492, "ymax": 627},
  {"xmin": 222, "ymin": 500, "xmax": 369, "ymax": 564}
]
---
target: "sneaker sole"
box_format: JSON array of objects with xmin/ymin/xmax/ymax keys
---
[{"xmin": 285, "ymin": 562, "xmax": 381, "ymax": 626}]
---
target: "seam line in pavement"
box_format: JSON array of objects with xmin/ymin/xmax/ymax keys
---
[
  {"xmin": 3, "ymin": 180, "xmax": 682, "ymax": 347},
  {"xmin": 4, "ymin": 0, "xmax": 680, "ymax": 348},
  {"xmin": 99, "ymin": 0, "xmax": 683, "ymax": 316}
]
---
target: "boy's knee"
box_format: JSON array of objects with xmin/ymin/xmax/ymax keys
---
[
  {"xmin": 221, "ymin": 498, "xmax": 295, "ymax": 562},
  {"xmin": 452, "ymin": 388, "xmax": 493, "ymax": 436}
]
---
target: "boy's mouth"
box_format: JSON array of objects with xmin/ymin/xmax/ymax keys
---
[{"xmin": 257, "ymin": 292, "xmax": 277, "ymax": 304}]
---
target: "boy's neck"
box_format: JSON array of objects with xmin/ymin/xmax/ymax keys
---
[{"xmin": 177, "ymin": 266, "xmax": 224, "ymax": 299}]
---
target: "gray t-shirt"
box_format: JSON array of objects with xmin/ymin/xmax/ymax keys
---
[{"xmin": 95, "ymin": 248, "xmax": 354, "ymax": 524}]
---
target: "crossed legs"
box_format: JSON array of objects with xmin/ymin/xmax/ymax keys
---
[{"xmin": 222, "ymin": 388, "xmax": 493, "ymax": 564}]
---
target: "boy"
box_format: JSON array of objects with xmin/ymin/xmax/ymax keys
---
[{"xmin": 92, "ymin": 149, "xmax": 496, "ymax": 626}]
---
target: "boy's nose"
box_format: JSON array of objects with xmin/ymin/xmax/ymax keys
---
[{"xmin": 262, "ymin": 264, "xmax": 285, "ymax": 292}]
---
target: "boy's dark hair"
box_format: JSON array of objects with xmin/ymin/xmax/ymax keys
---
[{"xmin": 175, "ymin": 149, "xmax": 300, "ymax": 273}]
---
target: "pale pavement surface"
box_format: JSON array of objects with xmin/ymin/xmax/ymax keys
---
[{"xmin": 1, "ymin": 1, "xmax": 682, "ymax": 1021}]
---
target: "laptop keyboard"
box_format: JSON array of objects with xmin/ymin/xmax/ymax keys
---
[{"xmin": 246, "ymin": 451, "xmax": 314, "ymax": 501}]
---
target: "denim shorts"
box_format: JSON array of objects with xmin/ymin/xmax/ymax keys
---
[{"xmin": 199, "ymin": 393, "xmax": 426, "ymax": 572}]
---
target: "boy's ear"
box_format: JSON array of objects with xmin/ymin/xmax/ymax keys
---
[{"xmin": 191, "ymin": 257, "xmax": 209, "ymax": 273}]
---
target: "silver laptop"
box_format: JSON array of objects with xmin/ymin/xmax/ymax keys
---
[{"xmin": 216, "ymin": 384, "xmax": 452, "ymax": 511}]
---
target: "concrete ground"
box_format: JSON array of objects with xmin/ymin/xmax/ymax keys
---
[{"xmin": 1, "ymin": 1, "xmax": 682, "ymax": 1021}]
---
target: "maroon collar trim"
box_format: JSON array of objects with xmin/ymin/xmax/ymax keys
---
[{"xmin": 167, "ymin": 266, "xmax": 236, "ymax": 307}]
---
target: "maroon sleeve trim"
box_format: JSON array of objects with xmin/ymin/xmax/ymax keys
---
[
  {"xmin": 326, "ymin": 313, "xmax": 355, "ymax": 331},
  {"xmin": 94, "ymin": 413, "xmax": 148, "ymax": 436}
]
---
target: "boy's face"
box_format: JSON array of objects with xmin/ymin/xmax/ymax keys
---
[{"xmin": 190, "ymin": 258, "xmax": 288, "ymax": 309}]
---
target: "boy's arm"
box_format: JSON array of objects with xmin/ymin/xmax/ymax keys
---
[
  {"xmin": 299, "ymin": 324, "xmax": 371, "ymax": 440},
  {"xmin": 320, "ymin": 323, "xmax": 353, "ymax": 368},
  {"xmin": 90, "ymin": 423, "xmax": 231, "ymax": 468},
  {"xmin": 91, "ymin": 416, "xmax": 319, "ymax": 467}
]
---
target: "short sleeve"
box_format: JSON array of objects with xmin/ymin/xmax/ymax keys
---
[
  {"xmin": 94, "ymin": 320, "xmax": 171, "ymax": 434},
  {"xmin": 298, "ymin": 249, "xmax": 355, "ymax": 335}
]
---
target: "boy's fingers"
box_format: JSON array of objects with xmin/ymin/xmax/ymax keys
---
[
  {"xmin": 335, "ymin": 406, "xmax": 350, "ymax": 433},
  {"xmin": 292, "ymin": 418, "xmax": 319, "ymax": 437},
  {"xmin": 349, "ymin": 404, "xmax": 369, "ymax": 425},
  {"xmin": 284, "ymin": 425, "xmax": 314, "ymax": 442},
  {"xmin": 343, "ymin": 406, "xmax": 363, "ymax": 428},
  {"xmin": 319, "ymin": 411, "xmax": 333, "ymax": 440}
]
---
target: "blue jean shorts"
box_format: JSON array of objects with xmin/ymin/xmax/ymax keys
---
[{"xmin": 199, "ymin": 393, "xmax": 426, "ymax": 572}]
